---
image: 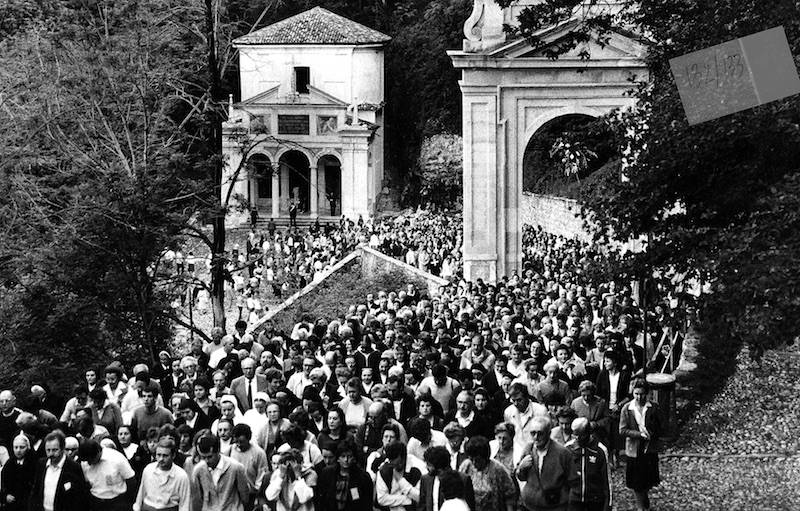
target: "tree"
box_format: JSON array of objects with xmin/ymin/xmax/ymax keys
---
[
  {"xmin": 0, "ymin": 0, "xmax": 214, "ymax": 381},
  {"xmin": 416, "ymin": 133, "xmax": 463, "ymax": 207},
  {"xmin": 503, "ymin": 0, "xmax": 800, "ymax": 354}
]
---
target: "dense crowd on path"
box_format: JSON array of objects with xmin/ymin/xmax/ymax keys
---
[
  {"xmin": 0, "ymin": 216, "xmax": 684, "ymax": 511},
  {"xmin": 165, "ymin": 208, "xmax": 463, "ymax": 325}
]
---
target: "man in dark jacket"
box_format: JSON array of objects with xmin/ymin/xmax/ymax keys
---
[
  {"xmin": 566, "ymin": 418, "xmax": 611, "ymax": 511},
  {"xmin": 29, "ymin": 431, "xmax": 91, "ymax": 511},
  {"xmin": 315, "ymin": 440, "xmax": 374, "ymax": 511},
  {"xmin": 417, "ymin": 446, "xmax": 475, "ymax": 511},
  {"xmin": 516, "ymin": 416, "xmax": 572, "ymax": 511}
]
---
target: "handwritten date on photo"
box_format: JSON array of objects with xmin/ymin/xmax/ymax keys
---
[{"xmin": 681, "ymin": 53, "xmax": 745, "ymax": 90}]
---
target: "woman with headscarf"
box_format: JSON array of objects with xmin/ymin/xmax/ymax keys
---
[{"xmin": 0, "ymin": 434, "xmax": 37, "ymax": 511}]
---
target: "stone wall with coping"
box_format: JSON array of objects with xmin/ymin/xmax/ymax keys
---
[
  {"xmin": 520, "ymin": 192, "xmax": 591, "ymax": 241},
  {"xmin": 248, "ymin": 246, "xmax": 449, "ymax": 335},
  {"xmin": 359, "ymin": 246, "xmax": 449, "ymax": 297}
]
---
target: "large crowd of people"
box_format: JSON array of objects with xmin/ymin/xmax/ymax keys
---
[
  {"xmin": 166, "ymin": 208, "xmax": 463, "ymax": 325},
  {"xmin": 0, "ymin": 216, "xmax": 685, "ymax": 511}
]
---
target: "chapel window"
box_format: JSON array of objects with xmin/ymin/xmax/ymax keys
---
[{"xmin": 294, "ymin": 67, "xmax": 310, "ymax": 94}]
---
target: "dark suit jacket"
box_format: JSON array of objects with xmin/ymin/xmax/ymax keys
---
[
  {"xmin": 28, "ymin": 457, "xmax": 90, "ymax": 511},
  {"xmin": 595, "ymin": 370, "xmax": 632, "ymax": 411},
  {"xmin": 1, "ymin": 453, "xmax": 36, "ymax": 511},
  {"xmin": 161, "ymin": 372, "xmax": 183, "ymax": 401},
  {"xmin": 481, "ymin": 370, "xmax": 501, "ymax": 395},
  {"xmin": 315, "ymin": 464, "xmax": 373, "ymax": 511},
  {"xmin": 517, "ymin": 440, "xmax": 573, "ymax": 510},
  {"xmin": 230, "ymin": 374, "xmax": 268, "ymax": 412},
  {"xmin": 354, "ymin": 350, "xmax": 382, "ymax": 373},
  {"xmin": 621, "ymin": 344, "xmax": 645, "ymax": 373},
  {"xmin": 174, "ymin": 411, "xmax": 212, "ymax": 437},
  {"xmin": 390, "ymin": 393, "xmax": 417, "ymax": 424},
  {"xmin": 417, "ymin": 471, "xmax": 475, "ymax": 511},
  {"xmin": 325, "ymin": 382, "xmax": 345, "ymax": 405},
  {"xmin": 443, "ymin": 412, "xmax": 493, "ymax": 440},
  {"xmin": 442, "ymin": 319, "xmax": 461, "ymax": 335}
]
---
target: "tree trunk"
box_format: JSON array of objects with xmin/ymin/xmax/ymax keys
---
[{"xmin": 205, "ymin": 0, "xmax": 226, "ymax": 332}]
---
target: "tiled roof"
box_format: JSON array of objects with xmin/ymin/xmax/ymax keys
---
[{"xmin": 235, "ymin": 7, "xmax": 391, "ymax": 46}]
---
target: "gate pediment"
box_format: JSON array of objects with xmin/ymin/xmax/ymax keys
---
[{"xmin": 490, "ymin": 23, "xmax": 649, "ymax": 61}]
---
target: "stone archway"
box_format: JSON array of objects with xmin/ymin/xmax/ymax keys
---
[
  {"xmin": 449, "ymin": 1, "xmax": 648, "ymax": 282},
  {"xmin": 247, "ymin": 153, "xmax": 273, "ymax": 213},
  {"xmin": 279, "ymin": 150, "xmax": 311, "ymax": 213},
  {"xmin": 317, "ymin": 154, "xmax": 342, "ymax": 216}
]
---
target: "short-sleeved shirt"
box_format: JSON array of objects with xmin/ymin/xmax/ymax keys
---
[{"xmin": 81, "ymin": 447, "xmax": 136, "ymax": 499}]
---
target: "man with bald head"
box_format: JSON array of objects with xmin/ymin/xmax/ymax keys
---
[
  {"xmin": 231, "ymin": 357, "xmax": 268, "ymax": 412},
  {"xmin": 356, "ymin": 400, "xmax": 407, "ymax": 456},
  {"xmin": 0, "ymin": 390, "xmax": 22, "ymax": 451},
  {"xmin": 566, "ymin": 418, "xmax": 611, "ymax": 511}
]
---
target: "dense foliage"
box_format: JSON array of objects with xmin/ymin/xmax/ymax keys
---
[
  {"xmin": 503, "ymin": 0, "xmax": 800, "ymax": 356},
  {"xmin": 0, "ymin": 0, "xmax": 210, "ymax": 387},
  {"xmin": 416, "ymin": 134, "xmax": 463, "ymax": 208},
  {"xmin": 522, "ymin": 114, "xmax": 618, "ymax": 198}
]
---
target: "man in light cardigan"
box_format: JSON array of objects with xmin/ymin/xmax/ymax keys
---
[{"xmin": 190, "ymin": 434, "xmax": 249, "ymax": 511}]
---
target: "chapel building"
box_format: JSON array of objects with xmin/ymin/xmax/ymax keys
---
[{"xmin": 221, "ymin": 7, "xmax": 391, "ymax": 227}]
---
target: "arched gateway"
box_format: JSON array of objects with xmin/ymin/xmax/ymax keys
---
[{"xmin": 449, "ymin": 0, "xmax": 649, "ymax": 282}]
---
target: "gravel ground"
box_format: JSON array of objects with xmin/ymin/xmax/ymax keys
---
[
  {"xmin": 610, "ymin": 457, "xmax": 800, "ymax": 511},
  {"xmin": 611, "ymin": 342, "xmax": 800, "ymax": 510},
  {"xmin": 674, "ymin": 343, "xmax": 800, "ymax": 456}
]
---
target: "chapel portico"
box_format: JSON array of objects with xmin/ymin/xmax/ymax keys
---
[{"xmin": 221, "ymin": 7, "xmax": 390, "ymax": 227}]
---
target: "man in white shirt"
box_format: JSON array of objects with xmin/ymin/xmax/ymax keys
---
[
  {"xmin": 78, "ymin": 438, "xmax": 136, "ymax": 509},
  {"xmin": 286, "ymin": 357, "xmax": 315, "ymax": 399},
  {"xmin": 209, "ymin": 335, "xmax": 236, "ymax": 370},
  {"xmin": 102, "ymin": 365, "xmax": 128, "ymax": 406},
  {"xmin": 203, "ymin": 326, "xmax": 226, "ymax": 357},
  {"xmin": 30, "ymin": 431, "xmax": 90, "ymax": 511},
  {"xmin": 504, "ymin": 383, "xmax": 548, "ymax": 464}
]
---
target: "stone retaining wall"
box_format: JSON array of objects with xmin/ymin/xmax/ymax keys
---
[
  {"xmin": 359, "ymin": 246, "xmax": 448, "ymax": 297},
  {"xmin": 520, "ymin": 192, "xmax": 591, "ymax": 241},
  {"xmin": 248, "ymin": 246, "xmax": 448, "ymax": 335}
]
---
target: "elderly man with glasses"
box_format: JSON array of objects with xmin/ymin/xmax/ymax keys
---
[{"xmin": 516, "ymin": 416, "xmax": 572, "ymax": 511}]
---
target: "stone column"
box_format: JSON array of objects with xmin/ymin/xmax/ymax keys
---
[
  {"xmin": 280, "ymin": 162, "xmax": 290, "ymax": 211},
  {"xmin": 460, "ymin": 85, "xmax": 499, "ymax": 282},
  {"xmin": 310, "ymin": 161, "xmax": 319, "ymax": 215},
  {"xmin": 340, "ymin": 126, "xmax": 372, "ymax": 219},
  {"xmin": 271, "ymin": 162, "xmax": 280, "ymax": 219}
]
